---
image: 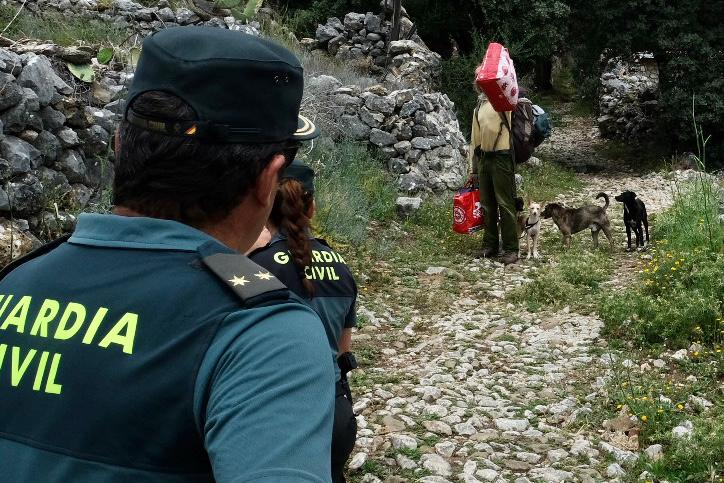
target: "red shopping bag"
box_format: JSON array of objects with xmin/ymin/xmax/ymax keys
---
[
  {"xmin": 453, "ymin": 187, "xmax": 484, "ymax": 234},
  {"xmin": 475, "ymin": 42, "xmax": 519, "ymax": 112}
]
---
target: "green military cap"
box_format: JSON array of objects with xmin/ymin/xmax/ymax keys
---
[
  {"xmin": 125, "ymin": 26, "xmax": 320, "ymax": 143},
  {"xmin": 282, "ymin": 159, "xmax": 315, "ymax": 193}
]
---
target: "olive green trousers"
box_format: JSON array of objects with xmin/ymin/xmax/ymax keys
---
[{"xmin": 477, "ymin": 152, "xmax": 519, "ymax": 254}]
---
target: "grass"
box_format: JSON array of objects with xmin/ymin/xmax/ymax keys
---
[
  {"xmin": 599, "ymin": 352, "xmax": 724, "ymax": 482},
  {"xmin": 593, "ymin": 124, "xmax": 724, "ymax": 481},
  {"xmin": 518, "ymin": 159, "xmax": 583, "ymax": 203},
  {"xmin": 594, "ymin": 139, "xmax": 670, "ymax": 172},
  {"xmin": 600, "ymin": 179, "xmax": 724, "ymax": 349},
  {"xmin": 0, "ymin": 6, "xmax": 127, "ymax": 46},
  {"xmin": 507, "ymin": 242, "xmax": 614, "ymax": 313},
  {"xmin": 306, "ymin": 139, "xmax": 398, "ymax": 244}
]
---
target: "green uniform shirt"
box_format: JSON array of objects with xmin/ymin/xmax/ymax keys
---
[{"xmin": 0, "ymin": 214, "xmax": 334, "ymax": 483}]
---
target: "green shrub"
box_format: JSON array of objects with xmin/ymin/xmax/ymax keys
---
[
  {"xmin": 654, "ymin": 413, "xmax": 724, "ymax": 481},
  {"xmin": 438, "ymin": 35, "xmax": 487, "ymax": 137},
  {"xmin": 305, "ymin": 139, "xmax": 397, "ymax": 243},
  {"xmin": 603, "ymin": 358, "xmax": 724, "ymax": 482}
]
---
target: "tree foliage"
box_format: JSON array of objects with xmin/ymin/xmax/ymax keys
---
[
  {"xmin": 277, "ymin": 0, "xmax": 723, "ymax": 164},
  {"xmin": 569, "ymin": 0, "xmax": 724, "ymax": 164}
]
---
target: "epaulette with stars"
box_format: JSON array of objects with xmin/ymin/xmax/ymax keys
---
[{"xmin": 199, "ymin": 243, "xmax": 289, "ymax": 306}]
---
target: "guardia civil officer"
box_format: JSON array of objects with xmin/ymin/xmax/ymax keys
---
[
  {"xmin": 249, "ymin": 161, "xmax": 358, "ymax": 483},
  {"xmin": 0, "ymin": 27, "xmax": 335, "ymax": 483}
]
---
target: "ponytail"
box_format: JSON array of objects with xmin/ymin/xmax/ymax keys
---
[{"xmin": 270, "ymin": 179, "xmax": 315, "ymax": 297}]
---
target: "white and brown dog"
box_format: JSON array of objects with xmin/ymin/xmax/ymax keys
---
[{"xmin": 518, "ymin": 201, "xmax": 542, "ymax": 259}]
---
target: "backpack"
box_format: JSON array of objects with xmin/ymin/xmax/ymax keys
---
[
  {"xmin": 500, "ymin": 98, "xmax": 552, "ymax": 163},
  {"xmin": 531, "ymin": 104, "xmax": 552, "ymax": 147}
]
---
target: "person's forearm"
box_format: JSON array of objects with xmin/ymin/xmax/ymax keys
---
[{"xmin": 338, "ymin": 328, "xmax": 352, "ymax": 354}]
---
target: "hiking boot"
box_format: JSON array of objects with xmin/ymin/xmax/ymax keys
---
[
  {"xmin": 501, "ymin": 252, "xmax": 519, "ymax": 265},
  {"xmin": 476, "ymin": 247, "xmax": 498, "ymax": 258}
]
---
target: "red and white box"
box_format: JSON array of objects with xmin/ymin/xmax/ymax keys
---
[{"xmin": 475, "ymin": 43, "xmax": 519, "ymax": 112}]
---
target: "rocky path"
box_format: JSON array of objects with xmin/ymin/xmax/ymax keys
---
[{"xmin": 347, "ymin": 106, "xmax": 689, "ymax": 482}]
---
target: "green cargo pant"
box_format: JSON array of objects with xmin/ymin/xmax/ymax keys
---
[{"xmin": 477, "ymin": 152, "xmax": 519, "ymax": 254}]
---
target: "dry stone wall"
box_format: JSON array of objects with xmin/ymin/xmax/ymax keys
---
[
  {"xmin": 313, "ymin": 9, "xmax": 441, "ymax": 92},
  {"xmin": 598, "ymin": 54, "xmax": 659, "ymax": 141},
  {"xmin": 308, "ymin": 76, "xmax": 467, "ymax": 193},
  {"xmin": 0, "ymin": 46, "xmax": 120, "ymax": 263},
  {"xmin": 13, "ymin": 0, "xmax": 260, "ymax": 37}
]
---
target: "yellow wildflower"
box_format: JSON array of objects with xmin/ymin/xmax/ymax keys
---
[
  {"xmin": 641, "ymin": 415, "xmax": 648, "ymax": 422},
  {"xmin": 677, "ymin": 404, "xmax": 684, "ymax": 410}
]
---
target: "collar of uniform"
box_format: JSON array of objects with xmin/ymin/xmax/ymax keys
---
[
  {"xmin": 269, "ymin": 230, "xmax": 317, "ymax": 246},
  {"xmin": 69, "ymin": 213, "xmax": 229, "ymax": 252}
]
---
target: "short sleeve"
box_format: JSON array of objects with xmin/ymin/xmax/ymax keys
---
[
  {"xmin": 343, "ymin": 276, "xmax": 358, "ymax": 329},
  {"xmin": 194, "ymin": 302, "xmax": 335, "ymax": 483}
]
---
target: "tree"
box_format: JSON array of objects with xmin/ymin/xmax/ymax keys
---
[
  {"xmin": 473, "ymin": 0, "xmax": 570, "ymax": 90},
  {"xmin": 569, "ymin": 0, "xmax": 724, "ymax": 165},
  {"xmin": 405, "ymin": 0, "xmax": 570, "ymax": 89}
]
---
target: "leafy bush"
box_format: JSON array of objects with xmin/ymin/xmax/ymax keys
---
[
  {"xmin": 305, "ymin": 139, "xmax": 397, "ymax": 243},
  {"xmin": 603, "ymin": 360, "xmax": 724, "ymax": 482},
  {"xmin": 215, "ymin": 0, "xmax": 264, "ymax": 21},
  {"xmin": 438, "ymin": 35, "xmax": 487, "ymax": 137}
]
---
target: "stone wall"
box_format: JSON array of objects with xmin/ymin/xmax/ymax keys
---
[
  {"xmin": 10, "ymin": 0, "xmax": 259, "ymax": 37},
  {"xmin": 598, "ymin": 54, "xmax": 659, "ymax": 141},
  {"xmin": 313, "ymin": 10, "xmax": 441, "ymax": 92},
  {"xmin": 0, "ymin": 46, "xmax": 121, "ymax": 262},
  {"xmin": 308, "ymin": 75, "xmax": 467, "ymax": 193}
]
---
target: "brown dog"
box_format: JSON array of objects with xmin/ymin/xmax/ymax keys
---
[{"xmin": 542, "ymin": 193, "xmax": 614, "ymax": 250}]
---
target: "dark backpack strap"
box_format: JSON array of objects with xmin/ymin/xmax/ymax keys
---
[
  {"xmin": 198, "ymin": 241, "xmax": 289, "ymax": 307},
  {"xmin": 471, "ymin": 100, "xmax": 483, "ymax": 174},
  {"xmin": 0, "ymin": 234, "xmax": 71, "ymax": 282},
  {"xmin": 498, "ymin": 111, "xmax": 516, "ymax": 164}
]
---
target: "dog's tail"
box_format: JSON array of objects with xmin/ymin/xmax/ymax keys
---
[{"xmin": 596, "ymin": 192, "xmax": 610, "ymax": 210}]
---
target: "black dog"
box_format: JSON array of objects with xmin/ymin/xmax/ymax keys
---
[{"xmin": 615, "ymin": 191, "xmax": 649, "ymax": 251}]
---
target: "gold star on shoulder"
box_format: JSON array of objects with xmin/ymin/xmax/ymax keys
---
[
  {"xmin": 254, "ymin": 271, "xmax": 273, "ymax": 281},
  {"xmin": 228, "ymin": 275, "xmax": 249, "ymax": 287}
]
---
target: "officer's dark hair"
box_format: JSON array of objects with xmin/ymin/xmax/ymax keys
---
[
  {"xmin": 114, "ymin": 91, "xmax": 294, "ymax": 227},
  {"xmin": 269, "ymin": 179, "xmax": 315, "ymax": 297}
]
